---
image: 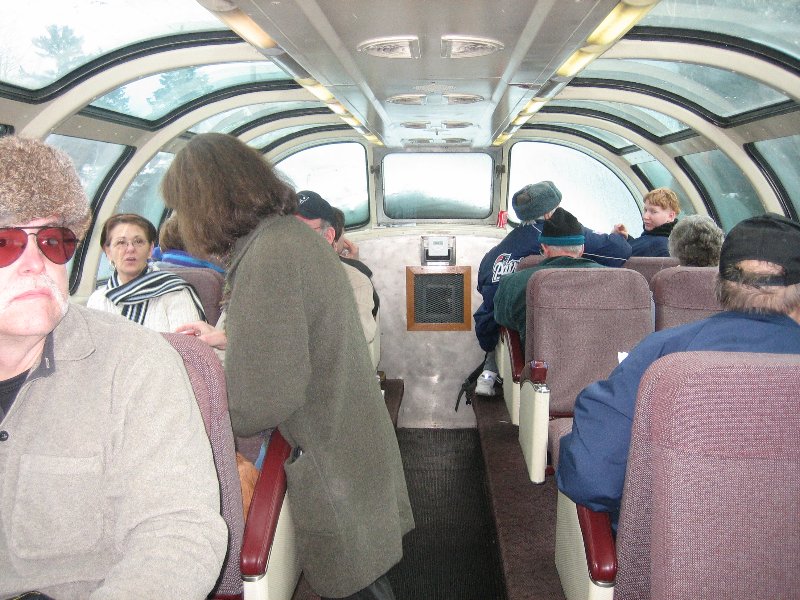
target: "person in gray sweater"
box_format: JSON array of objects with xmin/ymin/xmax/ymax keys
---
[
  {"xmin": 0, "ymin": 136, "xmax": 227, "ymax": 600},
  {"xmin": 162, "ymin": 133, "xmax": 414, "ymax": 600}
]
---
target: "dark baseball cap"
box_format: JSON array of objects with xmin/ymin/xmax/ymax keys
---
[
  {"xmin": 719, "ymin": 213, "xmax": 800, "ymax": 286},
  {"xmin": 296, "ymin": 190, "xmax": 335, "ymax": 224}
]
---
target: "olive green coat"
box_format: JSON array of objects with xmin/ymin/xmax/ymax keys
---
[{"xmin": 224, "ymin": 216, "xmax": 414, "ymax": 597}]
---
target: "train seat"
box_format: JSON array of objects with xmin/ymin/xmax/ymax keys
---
[
  {"xmin": 517, "ymin": 253, "xmax": 546, "ymax": 271},
  {"xmin": 494, "ymin": 253, "xmax": 542, "ymax": 424},
  {"xmin": 162, "ymin": 333, "xmax": 300, "ymax": 600},
  {"xmin": 518, "ymin": 268, "xmax": 652, "ymax": 483},
  {"xmin": 158, "ymin": 265, "xmax": 225, "ymax": 326},
  {"xmin": 497, "ymin": 326, "xmax": 525, "ymax": 424},
  {"xmin": 650, "ymin": 266, "xmax": 722, "ymax": 330},
  {"xmin": 621, "ymin": 256, "xmax": 679, "ymax": 285},
  {"xmin": 555, "ymin": 351, "xmax": 800, "ymax": 600}
]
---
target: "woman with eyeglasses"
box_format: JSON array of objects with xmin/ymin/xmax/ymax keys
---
[{"xmin": 86, "ymin": 213, "xmax": 206, "ymax": 332}]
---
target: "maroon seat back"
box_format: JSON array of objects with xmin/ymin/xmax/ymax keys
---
[
  {"xmin": 526, "ymin": 267, "xmax": 652, "ymax": 414},
  {"xmin": 162, "ymin": 333, "xmax": 243, "ymax": 598},
  {"xmin": 650, "ymin": 266, "xmax": 722, "ymax": 330},
  {"xmin": 622, "ymin": 256, "xmax": 679, "ymax": 285},
  {"xmin": 518, "ymin": 253, "xmax": 545, "ymax": 270},
  {"xmin": 616, "ymin": 351, "xmax": 800, "ymax": 600},
  {"xmin": 159, "ymin": 265, "xmax": 225, "ymax": 325}
]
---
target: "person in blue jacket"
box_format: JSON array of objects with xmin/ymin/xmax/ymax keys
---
[
  {"xmin": 614, "ymin": 187, "xmax": 680, "ymax": 257},
  {"xmin": 557, "ymin": 213, "xmax": 800, "ymax": 530},
  {"xmin": 473, "ymin": 181, "xmax": 631, "ymax": 395}
]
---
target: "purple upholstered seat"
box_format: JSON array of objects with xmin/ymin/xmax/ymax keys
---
[
  {"xmin": 158, "ymin": 265, "xmax": 225, "ymax": 325},
  {"xmin": 616, "ymin": 351, "xmax": 800, "ymax": 600},
  {"xmin": 622, "ymin": 256, "xmax": 679, "ymax": 285},
  {"xmin": 518, "ymin": 267, "xmax": 653, "ymax": 482},
  {"xmin": 162, "ymin": 333, "xmax": 244, "ymax": 598},
  {"xmin": 650, "ymin": 266, "xmax": 722, "ymax": 330}
]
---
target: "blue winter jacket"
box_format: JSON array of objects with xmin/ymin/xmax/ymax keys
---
[
  {"xmin": 557, "ymin": 311, "xmax": 800, "ymax": 530},
  {"xmin": 627, "ymin": 220, "xmax": 675, "ymax": 257},
  {"xmin": 473, "ymin": 222, "xmax": 630, "ymax": 352}
]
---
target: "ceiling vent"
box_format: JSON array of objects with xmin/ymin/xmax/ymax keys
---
[
  {"xmin": 441, "ymin": 36, "xmax": 504, "ymax": 59},
  {"xmin": 401, "ymin": 121, "xmax": 431, "ymax": 129},
  {"xmin": 443, "ymin": 138, "xmax": 469, "ymax": 145},
  {"xmin": 387, "ymin": 94, "xmax": 426, "ymax": 105},
  {"xmin": 357, "ymin": 36, "xmax": 420, "ymax": 59},
  {"xmin": 444, "ymin": 93, "xmax": 484, "ymax": 105},
  {"xmin": 414, "ymin": 82, "xmax": 456, "ymax": 95},
  {"xmin": 403, "ymin": 138, "xmax": 433, "ymax": 146},
  {"xmin": 442, "ymin": 121, "xmax": 472, "ymax": 129}
]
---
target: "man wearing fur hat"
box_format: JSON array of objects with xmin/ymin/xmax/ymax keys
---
[
  {"xmin": 473, "ymin": 183, "xmax": 630, "ymax": 395},
  {"xmin": 0, "ymin": 137, "xmax": 227, "ymax": 599},
  {"xmin": 558, "ymin": 213, "xmax": 800, "ymax": 531},
  {"xmin": 492, "ymin": 208, "xmax": 605, "ymax": 343}
]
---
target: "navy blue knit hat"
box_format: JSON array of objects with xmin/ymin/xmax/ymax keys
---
[{"xmin": 539, "ymin": 207, "xmax": 585, "ymax": 246}]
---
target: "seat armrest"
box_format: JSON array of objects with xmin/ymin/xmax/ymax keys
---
[
  {"xmin": 240, "ymin": 430, "xmax": 292, "ymax": 577},
  {"xmin": 576, "ymin": 505, "xmax": 617, "ymax": 585},
  {"xmin": 500, "ymin": 326, "xmax": 525, "ymax": 383}
]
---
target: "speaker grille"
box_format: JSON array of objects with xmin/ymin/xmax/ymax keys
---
[
  {"xmin": 414, "ymin": 274, "xmax": 464, "ymax": 324},
  {"xmin": 406, "ymin": 266, "xmax": 471, "ymax": 331}
]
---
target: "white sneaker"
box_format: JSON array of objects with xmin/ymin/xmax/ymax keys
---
[{"xmin": 475, "ymin": 370, "xmax": 498, "ymax": 396}]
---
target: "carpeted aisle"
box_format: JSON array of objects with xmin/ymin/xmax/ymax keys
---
[{"xmin": 387, "ymin": 428, "xmax": 507, "ymax": 600}]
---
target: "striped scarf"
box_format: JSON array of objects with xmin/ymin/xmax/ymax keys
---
[{"xmin": 105, "ymin": 267, "xmax": 206, "ymax": 325}]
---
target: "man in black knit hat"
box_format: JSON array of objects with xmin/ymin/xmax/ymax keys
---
[{"xmin": 492, "ymin": 207, "xmax": 604, "ymax": 342}]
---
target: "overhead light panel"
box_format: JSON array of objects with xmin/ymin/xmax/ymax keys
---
[
  {"xmin": 557, "ymin": 0, "xmax": 659, "ymax": 78},
  {"xmin": 357, "ymin": 36, "xmax": 420, "ymax": 59},
  {"xmin": 444, "ymin": 93, "xmax": 484, "ymax": 105},
  {"xmin": 587, "ymin": 0, "xmax": 660, "ymax": 47},
  {"xmin": 196, "ymin": 0, "xmax": 282, "ymax": 54},
  {"xmin": 441, "ymin": 36, "xmax": 504, "ymax": 59},
  {"xmin": 387, "ymin": 94, "xmax": 427, "ymax": 105},
  {"xmin": 401, "ymin": 121, "xmax": 431, "ymax": 129},
  {"xmin": 442, "ymin": 121, "xmax": 473, "ymax": 129}
]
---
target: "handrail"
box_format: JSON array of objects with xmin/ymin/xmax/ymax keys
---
[
  {"xmin": 240, "ymin": 429, "xmax": 292, "ymax": 578},
  {"xmin": 576, "ymin": 504, "xmax": 617, "ymax": 585},
  {"xmin": 500, "ymin": 326, "xmax": 526, "ymax": 383}
]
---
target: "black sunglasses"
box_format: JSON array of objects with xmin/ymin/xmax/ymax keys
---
[{"xmin": 0, "ymin": 226, "xmax": 78, "ymax": 268}]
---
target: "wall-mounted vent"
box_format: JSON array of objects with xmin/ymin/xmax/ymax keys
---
[{"xmin": 406, "ymin": 266, "xmax": 471, "ymax": 331}]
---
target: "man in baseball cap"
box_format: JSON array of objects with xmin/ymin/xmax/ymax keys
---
[{"xmin": 558, "ymin": 213, "xmax": 800, "ymax": 531}]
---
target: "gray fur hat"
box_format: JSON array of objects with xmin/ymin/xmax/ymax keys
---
[
  {"xmin": 0, "ymin": 136, "xmax": 90, "ymax": 237},
  {"xmin": 512, "ymin": 181, "xmax": 562, "ymax": 221}
]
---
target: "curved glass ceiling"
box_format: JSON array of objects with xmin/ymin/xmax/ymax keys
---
[
  {"xmin": 641, "ymin": 0, "xmax": 800, "ymax": 62},
  {"xmin": 534, "ymin": 123, "xmax": 635, "ymax": 150},
  {"xmin": 581, "ymin": 58, "xmax": 789, "ymax": 118},
  {"xmin": 249, "ymin": 124, "xmax": 329, "ymax": 149},
  {"xmin": 1, "ymin": 0, "xmax": 225, "ymax": 89},
  {"xmin": 91, "ymin": 61, "xmax": 288, "ymax": 120},
  {"xmin": 190, "ymin": 101, "xmax": 327, "ymax": 134},
  {"xmin": 544, "ymin": 100, "xmax": 690, "ymax": 138}
]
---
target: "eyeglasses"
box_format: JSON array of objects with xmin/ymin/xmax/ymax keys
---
[
  {"xmin": 0, "ymin": 226, "xmax": 78, "ymax": 268},
  {"xmin": 110, "ymin": 237, "xmax": 149, "ymax": 250}
]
